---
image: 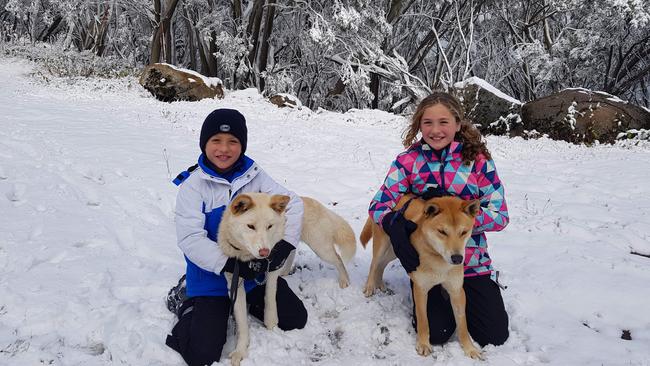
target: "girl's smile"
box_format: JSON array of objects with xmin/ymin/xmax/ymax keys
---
[{"xmin": 419, "ymin": 103, "xmax": 461, "ymax": 150}]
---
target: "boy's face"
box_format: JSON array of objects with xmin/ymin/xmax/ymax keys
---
[{"xmin": 204, "ymin": 133, "xmax": 242, "ymax": 171}]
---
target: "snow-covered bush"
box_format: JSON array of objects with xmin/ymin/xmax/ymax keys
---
[{"xmin": 2, "ymin": 44, "xmax": 136, "ymax": 78}]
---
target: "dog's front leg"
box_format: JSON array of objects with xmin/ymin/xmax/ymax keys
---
[
  {"xmin": 225, "ymin": 274, "xmax": 249, "ymax": 366},
  {"xmin": 411, "ymin": 281, "xmax": 433, "ymax": 356},
  {"xmin": 264, "ymin": 269, "xmax": 281, "ymax": 329},
  {"xmin": 445, "ymin": 284, "xmax": 482, "ymax": 360}
]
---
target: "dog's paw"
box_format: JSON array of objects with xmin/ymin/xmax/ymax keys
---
[
  {"xmin": 463, "ymin": 345, "xmax": 483, "ymax": 360},
  {"xmin": 264, "ymin": 314, "xmax": 279, "ymax": 330},
  {"xmin": 230, "ymin": 349, "xmax": 246, "ymax": 366},
  {"xmin": 338, "ymin": 276, "xmax": 350, "ymax": 288},
  {"xmin": 415, "ymin": 341, "xmax": 432, "ymax": 356},
  {"xmin": 264, "ymin": 318, "xmax": 278, "ymax": 330},
  {"xmin": 362, "ymin": 285, "xmax": 375, "ymax": 297}
]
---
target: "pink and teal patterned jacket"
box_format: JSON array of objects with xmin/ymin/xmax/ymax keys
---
[{"xmin": 369, "ymin": 140, "xmax": 509, "ymax": 277}]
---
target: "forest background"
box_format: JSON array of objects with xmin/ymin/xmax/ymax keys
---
[{"xmin": 1, "ymin": 0, "xmax": 649, "ymax": 113}]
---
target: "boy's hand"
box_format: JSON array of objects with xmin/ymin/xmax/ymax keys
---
[
  {"xmin": 268, "ymin": 240, "xmax": 295, "ymax": 272},
  {"xmin": 222, "ymin": 257, "xmax": 268, "ymax": 281},
  {"xmin": 382, "ymin": 211, "xmax": 419, "ymax": 273}
]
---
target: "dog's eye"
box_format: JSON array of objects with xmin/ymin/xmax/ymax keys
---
[
  {"xmin": 437, "ymin": 229, "xmax": 447, "ymax": 236},
  {"xmin": 247, "ymin": 224, "xmax": 256, "ymax": 230},
  {"xmin": 267, "ymin": 224, "xmax": 273, "ymax": 230},
  {"xmin": 460, "ymin": 230, "xmax": 468, "ymax": 236}
]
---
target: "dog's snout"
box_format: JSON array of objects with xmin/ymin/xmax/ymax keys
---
[
  {"xmin": 451, "ymin": 254, "xmax": 463, "ymax": 265},
  {"xmin": 259, "ymin": 248, "xmax": 270, "ymax": 258}
]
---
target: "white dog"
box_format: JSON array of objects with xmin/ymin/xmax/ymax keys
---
[{"xmin": 219, "ymin": 193, "xmax": 356, "ymax": 365}]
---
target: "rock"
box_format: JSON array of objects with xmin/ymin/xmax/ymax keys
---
[
  {"xmin": 453, "ymin": 77, "xmax": 523, "ymax": 136},
  {"xmin": 139, "ymin": 63, "xmax": 223, "ymax": 102},
  {"xmin": 521, "ymin": 88, "xmax": 650, "ymax": 144},
  {"xmin": 268, "ymin": 93, "xmax": 301, "ymax": 108}
]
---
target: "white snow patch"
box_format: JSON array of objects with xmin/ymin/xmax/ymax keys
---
[
  {"xmin": 455, "ymin": 77, "xmax": 522, "ymax": 105},
  {"xmin": 160, "ymin": 62, "xmax": 222, "ymax": 88},
  {"xmin": 1, "ymin": 56, "xmax": 650, "ymax": 366}
]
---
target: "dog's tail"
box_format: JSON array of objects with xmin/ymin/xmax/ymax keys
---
[
  {"xmin": 331, "ymin": 213, "xmax": 357, "ymax": 263},
  {"xmin": 359, "ymin": 217, "xmax": 373, "ymax": 248}
]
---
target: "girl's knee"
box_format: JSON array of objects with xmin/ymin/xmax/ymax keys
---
[
  {"xmin": 428, "ymin": 328, "xmax": 453, "ymax": 345},
  {"xmin": 473, "ymin": 324, "xmax": 509, "ymax": 347},
  {"xmin": 481, "ymin": 327, "xmax": 509, "ymax": 347}
]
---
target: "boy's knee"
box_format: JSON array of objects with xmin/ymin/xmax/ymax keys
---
[
  {"xmin": 186, "ymin": 346, "xmax": 224, "ymax": 366},
  {"xmin": 279, "ymin": 302, "xmax": 308, "ymax": 331}
]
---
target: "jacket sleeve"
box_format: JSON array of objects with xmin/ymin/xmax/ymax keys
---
[
  {"xmin": 472, "ymin": 158, "xmax": 509, "ymax": 234},
  {"xmin": 256, "ymin": 170, "xmax": 304, "ymax": 247},
  {"xmin": 368, "ymin": 156, "xmax": 410, "ymax": 224},
  {"xmin": 175, "ymin": 180, "xmax": 229, "ymax": 273}
]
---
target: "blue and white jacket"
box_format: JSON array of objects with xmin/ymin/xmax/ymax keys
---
[{"xmin": 174, "ymin": 154, "xmax": 304, "ymax": 297}]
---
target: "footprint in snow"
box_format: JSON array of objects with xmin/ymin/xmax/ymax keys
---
[{"xmin": 6, "ymin": 183, "xmax": 26, "ymax": 202}]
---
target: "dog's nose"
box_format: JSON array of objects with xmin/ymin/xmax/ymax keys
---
[
  {"xmin": 451, "ymin": 254, "xmax": 463, "ymax": 265},
  {"xmin": 259, "ymin": 248, "xmax": 270, "ymax": 258}
]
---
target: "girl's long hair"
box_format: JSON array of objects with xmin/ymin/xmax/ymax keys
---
[{"xmin": 401, "ymin": 92, "xmax": 491, "ymax": 164}]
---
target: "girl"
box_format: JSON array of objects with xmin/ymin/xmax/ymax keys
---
[
  {"xmin": 166, "ymin": 108, "xmax": 307, "ymax": 366},
  {"xmin": 368, "ymin": 92, "xmax": 510, "ymax": 347}
]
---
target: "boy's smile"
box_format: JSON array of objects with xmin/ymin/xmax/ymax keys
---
[{"xmin": 205, "ymin": 133, "xmax": 242, "ymax": 171}]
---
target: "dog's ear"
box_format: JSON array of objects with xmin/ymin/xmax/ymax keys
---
[
  {"xmin": 463, "ymin": 199, "xmax": 481, "ymax": 217},
  {"xmin": 231, "ymin": 194, "xmax": 254, "ymax": 215},
  {"xmin": 270, "ymin": 195, "xmax": 290, "ymax": 214},
  {"xmin": 424, "ymin": 203, "xmax": 441, "ymax": 218}
]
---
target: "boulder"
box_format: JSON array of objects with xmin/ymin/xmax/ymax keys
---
[
  {"xmin": 453, "ymin": 77, "xmax": 523, "ymax": 136},
  {"xmin": 521, "ymin": 88, "xmax": 650, "ymax": 144},
  {"xmin": 139, "ymin": 63, "xmax": 224, "ymax": 102},
  {"xmin": 268, "ymin": 93, "xmax": 301, "ymax": 108}
]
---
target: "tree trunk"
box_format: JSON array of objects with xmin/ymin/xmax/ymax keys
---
[
  {"xmin": 150, "ymin": 0, "xmax": 181, "ymax": 64},
  {"xmin": 36, "ymin": 15, "xmax": 63, "ymax": 42},
  {"xmin": 183, "ymin": 8, "xmax": 196, "ymax": 71},
  {"xmin": 257, "ymin": 0, "xmax": 276, "ymax": 92},
  {"xmin": 150, "ymin": 0, "xmax": 162, "ymax": 64},
  {"xmin": 94, "ymin": 5, "xmax": 111, "ymax": 57},
  {"xmin": 247, "ymin": 0, "xmax": 265, "ymax": 83}
]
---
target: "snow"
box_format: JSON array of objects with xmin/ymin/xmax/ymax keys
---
[
  {"xmin": 2, "ymin": 57, "xmax": 650, "ymax": 366},
  {"xmin": 454, "ymin": 77, "xmax": 523, "ymax": 106}
]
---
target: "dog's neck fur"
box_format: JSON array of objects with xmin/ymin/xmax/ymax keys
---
[{"xmin": 218, "ymin": 217, "xmax": 257, "ymax": 261}]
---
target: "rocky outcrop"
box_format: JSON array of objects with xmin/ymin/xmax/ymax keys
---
[
  {"xmin": 139, "ymin": 63, "xmax": 224, "ymax": 102},
  {"xmin": 454, "ymin": 77, "xmax": 523, "ymax": 136},
  {"xmin": 521, "ymin": 88, "xmax": 650, "ymax": 144},
  {"xmin": 268, "ymin": 93, "xmax": 301, "ymax": 108}
]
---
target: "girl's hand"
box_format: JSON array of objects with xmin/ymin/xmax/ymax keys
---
[{"xmin": 382, "ymin": 211, "xmax": 419, "ymax": 273}]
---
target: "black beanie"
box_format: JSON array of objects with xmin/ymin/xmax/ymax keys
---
[{"xmin": 199, "ymin": 109, "xmax": 247, "ymax": 154}]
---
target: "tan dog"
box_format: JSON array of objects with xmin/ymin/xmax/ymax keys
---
[
  {"xmin": 219, "ymin": 193, "xmax": 356, "ymax": 365},
  {"xmin": 360, "ymin": 195, "xmax": 482, "ymax": 359}
]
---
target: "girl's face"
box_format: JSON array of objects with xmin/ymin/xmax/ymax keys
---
[
  {"xmin": 419, "ymin": 103, "xmax": 460, "ymax": 150},
  {"xmin": 204, "ymin": 133, "xmax": 242, "ymax": 170}
]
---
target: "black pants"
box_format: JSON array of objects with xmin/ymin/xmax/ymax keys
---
[
  {"xmin": 166, "ymin": 277, "xmax": 307, "ymax": 366},
  {"xmin": 412, "ymin": 275, "xmax": 509, "ymax": 347}
]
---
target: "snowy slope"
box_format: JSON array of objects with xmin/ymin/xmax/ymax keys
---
[{"xmin": 1, "ymin": 57, "xmax": 649, "ymax": 366}]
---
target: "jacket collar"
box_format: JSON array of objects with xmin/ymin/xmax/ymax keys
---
[
  {"xmin": 198, "ymin": 154, "xmax": 258, "ymax": 185},
  {"xmin": 415, "ymin": 140, "xmax": 462, "ymax": 162}
]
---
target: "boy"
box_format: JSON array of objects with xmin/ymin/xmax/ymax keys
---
[{"xmin": 165, "ymin": 109, "xmax": 307, "ymax": 366}]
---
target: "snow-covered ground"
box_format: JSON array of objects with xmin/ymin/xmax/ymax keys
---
[{"xmin": 1, "ymin": 57, "xmax": 649, "ymax": 366}]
